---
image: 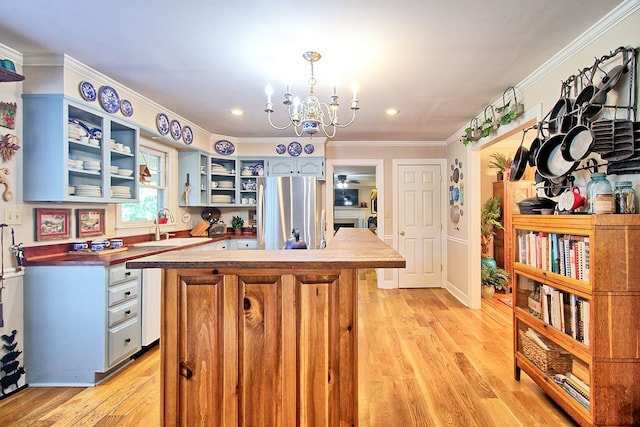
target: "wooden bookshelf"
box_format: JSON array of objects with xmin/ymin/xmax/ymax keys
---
[
  {"xmin": 512, "ymin": 214, "xmax": 640, "ymax": 426},
  {"xmin": 492, "ymin": 180, "xmax": 534, "ymax": 290}
]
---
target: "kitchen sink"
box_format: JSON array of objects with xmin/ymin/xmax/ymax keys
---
[{"xmin": 132, "ymin": 237, "xmax": 213, "ymax": 247}]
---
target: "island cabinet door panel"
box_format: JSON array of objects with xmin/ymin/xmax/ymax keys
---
[{"xmin": 177, "ymin": 273, "xmax": 230, "ymax": 426}]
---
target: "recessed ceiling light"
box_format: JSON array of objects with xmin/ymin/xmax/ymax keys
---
[
  {"xmin": 385, "ymin": 108, "xmax": 399, "ymax": 116},
  {"xmin": 231, "ymin": 109, "xmax": 243, "ymax": 116}
]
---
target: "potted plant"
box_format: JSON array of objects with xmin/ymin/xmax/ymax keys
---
[
  {"xmin": 231, "ymin": 215, "xmax": 244, "ymax": 235},
  {"xmin": 488, "ymin": 152, "xmax": 512, "ymax": 181},
  {"xmin": 481, "ymin": 264, "xmax": 511, "ymax": 298},
  {"xmin": 481, "ymin": 196, "xmax": 503, "ymax": 261}
]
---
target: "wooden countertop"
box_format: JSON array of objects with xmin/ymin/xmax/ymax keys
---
[
  {"xmin": 23, "ymin": 237, "xmax": 221, "ymax": 267},
  {"xmin": 126, "ymin": 229, "xmax": 405, "ymax": 270}
]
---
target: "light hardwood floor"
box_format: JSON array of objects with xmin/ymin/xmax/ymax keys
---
[{"xmin": 0, "ymin": 269, "xmax": 577, "ymax": 426}]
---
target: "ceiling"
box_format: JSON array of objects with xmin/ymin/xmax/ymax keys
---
[{"xmin": 0, "ymin": 1, "xmax": 626, "ymax": 142}]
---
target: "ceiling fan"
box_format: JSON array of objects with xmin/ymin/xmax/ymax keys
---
[{"xmin": 335, "ymin": 174, "xmax": 359, "ymax": 188}]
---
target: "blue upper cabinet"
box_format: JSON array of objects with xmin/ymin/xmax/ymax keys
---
[
  {"xmin": 266, "ymin": 157, "xmax": 324, "ymax": 179},
  {"xmin": 22, "ymin": 94, "xmax": 139, "ymax": 203}
]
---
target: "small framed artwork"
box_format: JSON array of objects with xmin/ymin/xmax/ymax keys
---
[
  {"xmin": 35, "ymin": 208, "xmax": 71, "ymax": 241},
  {"xmin": 76, "ymin": 209, "xmax": 105, "ymax": 238}
]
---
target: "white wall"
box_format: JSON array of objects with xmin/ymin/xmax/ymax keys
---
[{"xmin": 447, "ymin": 3, "xmax": 640, "ymax": 308}]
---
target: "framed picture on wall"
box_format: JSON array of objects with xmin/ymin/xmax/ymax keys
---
[
  {"xmin": 76, "ymin": 209, "xmax": 105, "ymax": 238},
  {"xmin": 35, "ymin": 208, "xmax": 71, "ymax": 241}
]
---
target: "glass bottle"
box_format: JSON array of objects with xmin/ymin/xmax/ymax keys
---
[
  {"xmin": 586, "ymin": 173, "xmax": 613, "ymax": 214},
  {"xmin": 614, "ymin": 181, "xmax": 636, "ymax": 214}
]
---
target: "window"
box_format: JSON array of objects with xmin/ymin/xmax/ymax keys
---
[{"xmin": 120, "ymin": 145, "xmax": 168, "ymax": 223}]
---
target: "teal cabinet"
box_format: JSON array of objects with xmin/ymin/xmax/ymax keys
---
[
  {"xmin": 266, "ymin": 156, "xmax": 325, "ymax": 178},
  {"xmin": 22, "ymin": 94, "xmax": 139, "ymax": 203}
]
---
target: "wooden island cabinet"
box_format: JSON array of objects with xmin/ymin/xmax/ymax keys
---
[{"xmin": 127, "ymin": 229, "xmax": 405, "ymax": 426}]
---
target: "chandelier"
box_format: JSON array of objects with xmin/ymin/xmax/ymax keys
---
[{"xmin": 264, "ymin": 51, "xmax": 359, "ymax": 138}]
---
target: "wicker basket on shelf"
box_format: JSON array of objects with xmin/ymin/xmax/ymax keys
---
[{"xmin": 519, "ymin": 329, "xmax": 573, "ymax": 376}]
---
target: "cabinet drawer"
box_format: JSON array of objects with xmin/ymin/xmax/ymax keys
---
[
  {"xmin": 108, "ymin": 299, "xmax": 138, "ymax": 328},
  {"xmin": 109, "ymin": 264, "xmax": 139, "ymax": 284},
  {"xmin": 108, "ymin": 317, "xmax": 140, "ymax": 367},
  {"xmin": 108, "ymin": 280, "xmax": 138, "ymax": 306}
]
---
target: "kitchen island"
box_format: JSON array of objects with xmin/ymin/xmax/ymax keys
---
[{"xmin": 127, "ymin": 228, "xmax": 405, "ymax": 426}]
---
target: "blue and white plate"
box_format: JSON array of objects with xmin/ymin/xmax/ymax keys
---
[
  {"xmin": 120, "ymin": 99, "xmax": 133, "ymax": 117},
  {"xmin": 79, "ymin": 81, "xmax": 97, "ymax": 102},
  {"xmin": 182, "ymin": 125, "xmax": 194, "ymax": 145},
  {"xmin": 156, "ymin": 113, "xmax": 170, "ymax": 135},
  {"xmin": 90, "ymin": 127, "xmax": 102, "ymax": 139},
  {"xmin": 99, "ymin": 85, "xmax": 120, "ymax": 113},
  {"xmin": 288, "ymin": 141, "xmax": 302, "ymax": 157},
  {"xmin": 215, "ymin": 140, "xmax": 235, "ymax": 155},
  {"xmin": 276, "ymin": 144, "xmax": 286, "ymax": 155},
  {"xmin": 304, "ymin": 143, "xmax": 314, "ymax": 154},
  {"xmin": 170, "ymin": 119, "xmax": 182, "ymax": 140}
]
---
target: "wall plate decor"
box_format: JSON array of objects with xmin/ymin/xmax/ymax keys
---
[
  {"xmin": 304, "ymin": 143, "xmax": 314, "ymax": 154},
  {"xmin": 182, "ymin": 125, "xmax": 193, "ymax": 145},
  {"xmin": 79, "ymin": 81, "xmax": 97, "ymax": 102},
  {"xmin": 170, "ymin": 119, "xmax": 182, "ymax": 140},
  {"xmin": 287, "ymin": 141, "xmax": 302, "ymax": 157},
  {"xmin": 35, "ymin": 208, "xmax": 71, "ymax": 241},
  {"xmin": 214, "ymin": 139, "xmax": 235, "ymax": 155},
  {"xmin": 120, "ymin": 99, "xmax": 133, "ymax": 117},
  {"xmin": 156, "ymin": 113, "xmax": 170, "ymax": 135},
  {"xmin": 276, "ymin": 144, "xmax": 286, "ymax": 155},
  {"xmin": 76, "ymin": 208, "xmax": 105, "ymax": 238},
  {"xmin": 99, "ymin": 85, "xmax": 120, "ymax": 113}
]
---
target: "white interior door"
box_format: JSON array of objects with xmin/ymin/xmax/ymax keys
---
[{"xmin": 397, "ymin": 164, "xmax": 442, "ymax": 288}]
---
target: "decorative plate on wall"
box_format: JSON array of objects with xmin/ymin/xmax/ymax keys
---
[
  {"xmin": 215, "ymin": 139, "xmax": 235, "ymax": 155},
  {"xmin": 304, "ymin": 143, "xmax": 314, "ymax": 154},
  {"xmin": 182, "ymin": 125, "xmax": 193, "ymax": 145},
  {"xmin": 288, "ymin": 141, "xmax": 302, "ymax": 157},
  {"xmin": 276, "ymin": 144, "xmax": 286, "ymax": 155},
  {"xmin": 156, "ymin": 113, "xmax": 170, "ymax": 135},
  {"xmin": 120, "ymin": 99, "xmax": 133, "ymax": 117},
  {"xmin": 79, "ymin": 81, "xmax": 97, "ymax": 102},
  {"xmin": 170, "ymin": 119, "xmax": 182, "ymax": 140},
  {"xmin": 99, "ymin": 85, "xmax": 120, "ymax": 113}
]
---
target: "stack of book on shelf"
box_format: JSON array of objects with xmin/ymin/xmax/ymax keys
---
[
  {"xmin": 527, "ymin": 283, "xmax": 590, "ymax": 346},
  {"xmin": 553, "ymin": 373, "xmax": 591, "ymax": 410},
  {"xmin": 517, "ymin": 232, "xmax": 590, "ymax": 282}
]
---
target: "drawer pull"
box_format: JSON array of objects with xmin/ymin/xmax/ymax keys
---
[
  {"xmin": 180, "ymin": 362, "xmax": 193, "ymax": 379},
  {"xmin": 124, "ymin": 291, "xmax": 131, "ymax": 296},
  {"xmin": 125, "ymin": 272, "xmax": 131, "ymax": 277},
  {"xmin": 125, "ymin": 310, "xmax": 131, "ymax": 315},
  {"xmin": 124, "ymin": 338, "xmax": 131, "ymax": 343}
]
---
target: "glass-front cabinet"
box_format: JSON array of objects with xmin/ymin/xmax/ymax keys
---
[
  {"xmin": 23, "ymin": 95, "xmax": 138, "ymax": 202},
  {"xmin": 511, "ymin": 214, "xmax": 640, "ymax": 426}
]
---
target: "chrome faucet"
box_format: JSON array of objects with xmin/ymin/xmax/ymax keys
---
[{"xmin": 155, "ymin": 208, "xmax": 174, "ymax": 240}]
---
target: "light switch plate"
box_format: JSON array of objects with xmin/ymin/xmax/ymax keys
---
[{"xmin": 5, "ymin": 209, "xmax": 21, "ymax": 225}]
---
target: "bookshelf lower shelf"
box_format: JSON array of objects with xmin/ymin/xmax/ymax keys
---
[{"xmin": 515, "ymin": 352, "xmax": 591, "ymax": 426}]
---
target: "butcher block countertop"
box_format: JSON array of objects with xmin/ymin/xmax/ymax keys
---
[{"xmin": 127, "ymin": 228, "xmax": 405, "ymax": 270}]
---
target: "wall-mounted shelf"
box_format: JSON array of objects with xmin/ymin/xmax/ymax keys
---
[{"xmin": 0, "ymin": 68, "xmax": 25, "ymax": 83}]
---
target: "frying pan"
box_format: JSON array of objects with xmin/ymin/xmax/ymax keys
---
[
  {"xmin": 535, "ymin": 133, "xmax": 578, "ymax": 179},
  {"xmin": 509, "ymin": 131, "xmax": 530, "ymax": 182},
  {"xmin": 575, "ymin": 61, "xmax": 605, "ymax": 120},
  {"xmin": 527, "ymin": 123, "xmax": 546, "ymax": 167},
  {"xmin": 596, "ymin": 50, "xmax": 633, "ymax": 95},
  {"xmin": 560, "ymin": 115, "xmax": 594, "ymax": 162},
  {"xmin": 548, "ymin": 82, "xmax": 575, "ymax": 134}
]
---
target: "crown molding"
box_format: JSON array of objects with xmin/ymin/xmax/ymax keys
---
[
  {"xmin": 0, "ymin": 44, "xmax": 23, "ymax": 63},
  {"xmin": 22, "ymin": 53, "xmax": 217, "ymax": 139},
  {"xmin": 328, "ymin": 140, "xmax": 446, "ymax": 147}
]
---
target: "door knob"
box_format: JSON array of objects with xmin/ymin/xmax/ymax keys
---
[{"xmin": 400, "ymin": 231, "xmax": 405, "ymax": 236}]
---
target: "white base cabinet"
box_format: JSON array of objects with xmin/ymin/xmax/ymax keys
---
[{"xmin": 24, "ymin": 264, "xmax": 141, "ymax": 385}]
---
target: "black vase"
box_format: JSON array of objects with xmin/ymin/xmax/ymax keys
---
[{"xmin": 496, "ymin": 170, "xmax": 504, "ymax": 181}]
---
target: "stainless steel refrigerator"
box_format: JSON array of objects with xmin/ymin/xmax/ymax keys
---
[{"xmin": 257, "ymin": 176, "xmax": 325, "ymax": 249}]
